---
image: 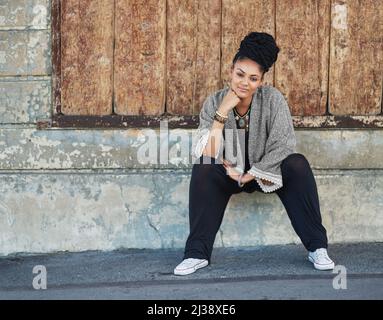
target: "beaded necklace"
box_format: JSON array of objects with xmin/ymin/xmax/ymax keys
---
[{"xmin": 233, "ymin": 105, "xmax": 251, "ymax": 132}]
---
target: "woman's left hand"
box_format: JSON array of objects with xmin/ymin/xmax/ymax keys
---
[
  {"xmin": 222, "ymin": 159, "xmax": 242, "ymax": 182},
  {"xmin": 223, "ymin": 159, "xmax": 272, "ymax": 186}
]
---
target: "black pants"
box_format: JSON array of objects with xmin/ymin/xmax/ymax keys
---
[{"xmin": 184, "ymin": 153, "xmax": 328, "ymax": 263}]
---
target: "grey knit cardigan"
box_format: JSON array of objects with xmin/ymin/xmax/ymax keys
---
[{"xmin": 191, "ymin": 84, "xmax": 297, "ymax": 193}]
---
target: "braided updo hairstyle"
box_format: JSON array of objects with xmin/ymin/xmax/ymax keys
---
[{"xmin": 232, "ymin": 32, "xmax": 280, "ymax": 76}]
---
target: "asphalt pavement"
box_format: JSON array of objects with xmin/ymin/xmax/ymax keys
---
[{"xmin": 0, "ymin": 242, "xmax": 382, "ymax": 300}]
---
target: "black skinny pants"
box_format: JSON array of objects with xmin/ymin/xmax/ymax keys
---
[{"xmin": 184, "ymin": 153, "xmax": 328, "ymax": 263}]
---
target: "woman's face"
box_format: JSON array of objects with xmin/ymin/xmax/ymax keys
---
[{"xmin": 230, "ymin": 58, "xmax": 264, "ymax": 99}]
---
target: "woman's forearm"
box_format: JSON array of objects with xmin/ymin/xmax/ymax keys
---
[
  {"xmin": 202, "ymin": 105, "xmax": 230, "ymax": 158},
  {"xmin": 202, "ymin": 120, "xmax": 224, "ymax": 158}
]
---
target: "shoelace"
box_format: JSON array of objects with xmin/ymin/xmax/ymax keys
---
[
  {"xmin": 179, "ymin": 258, "xmax": 203, "ymax": 267},
  {"xmin": 315, "ymin": 249, "xmax": 330, "ymax": 262}
]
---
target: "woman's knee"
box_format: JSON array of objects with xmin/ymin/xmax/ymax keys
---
[{"xmin": 281, "ymin": 153, "xmax": 310, "ymax": 175}]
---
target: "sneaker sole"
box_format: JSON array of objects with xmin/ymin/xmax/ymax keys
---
[
  {"xmin": 308, "ymin": 256, "xmax": 335, "ymax": 271},
  {"xmin": 174, "ymin": 260, "xmax": 209, "ymax": 276}
]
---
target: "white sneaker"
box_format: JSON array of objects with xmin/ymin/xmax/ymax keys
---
[
  {"xmin": 174, "ymin": 258, "xmax": 209, "ymax": 275},
  {"xmin": 308, "ymin": 248, "xmax": 335, "ymax": 270}
]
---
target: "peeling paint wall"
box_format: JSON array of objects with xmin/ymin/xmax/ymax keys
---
[
  {"xmin": 0, "ymin": 0, "xmax": 51, "ymax": 125},
  {"xmin": 0, "ymin": 128, "xmax": 383, "ymax": 170},
  {"xmin": 0, "ymin": 170, "xmax": 382, "ymax": 256},
  {"xmin": 0, "ymin": 0, "xmax": 382, "ymax": 255}
]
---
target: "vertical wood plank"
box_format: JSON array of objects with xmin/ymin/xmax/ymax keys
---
[
  {"xmin": 114, "ymin": 0, "xmax": 166, "ymax": 116},
  {"xmin": 221, "ymin": 0, "xmax": 275, "ymax": 88},
  {"xmin": 329, "ymin": 0, "xmax": 383, "ymax": 115},
  {"xmin": 61, "ymin": 0, "xmax": 114, "ymax": 115},
  {"xmin": 166, "ymin": 0, "xmax": 221, "ymax": 115},
  {"xmin": 275, "ymin": 0, "xmax": 330, "ymax": 116}
]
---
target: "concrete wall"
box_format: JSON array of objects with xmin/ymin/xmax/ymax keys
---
[{"xmin": 0, "ymin": 1, "xmax": 382, "ymax": 256}]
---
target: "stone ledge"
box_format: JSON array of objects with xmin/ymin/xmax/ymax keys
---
[
  {"xmin": 0, "ymin": 128, "xmax": 382, "ymax": 170},
  {"xmin": 0, "ymin": 170, "xmax": 382, "ymax": 255}
]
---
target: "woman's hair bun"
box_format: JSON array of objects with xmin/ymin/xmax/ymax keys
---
[{"xmin": 233, "ymin": 32, "xmax": 280, "ymax": 73}]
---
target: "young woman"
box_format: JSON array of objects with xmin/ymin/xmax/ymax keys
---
[{"xmin": 174, "ymin": 32, "xmax": 334, "ymax": 276}]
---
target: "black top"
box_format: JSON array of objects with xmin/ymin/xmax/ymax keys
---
[
  {"xmin": 244, "ymin": 126, "xmax": 250, "ymax": 171},
  {"xmin": 238, "ymin": 109, "xmax": 251, "ymax": 172},
  {"xmin": 223, "ymin": 106, "xmax": 251, "ymax": 172}
]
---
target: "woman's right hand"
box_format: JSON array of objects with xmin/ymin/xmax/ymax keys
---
[{"xmin": 218, "ymin": 84, "xmax": 241, "ymax": 114}]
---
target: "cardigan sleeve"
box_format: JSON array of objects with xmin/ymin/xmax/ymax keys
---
[
  {"xmin": 247, "ymin": 94, "xmax": 296, "ymax": 193},
  {"xmin": 191, "ymin": 95, "xmax": 223, "ymax": 162}
]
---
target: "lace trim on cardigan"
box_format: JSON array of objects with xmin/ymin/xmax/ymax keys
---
[
  {"xmin": 255, "ymin": 178, "xmax": 282, "ymax": 193},
  {"xmin": 247, "ymin": 166, "xmax": 283, "ymax": 193}
]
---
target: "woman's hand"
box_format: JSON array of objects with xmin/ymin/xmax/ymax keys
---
[
  {"xmin": 218, "ymin": 83, "xmax": 242, "ymax": 114},
  {"xmin": 222, "ymin": 159, "xmax": 242, "ymax": 182},
  {"xmin": 223, "ymin": 159, "xmax": 274, "ymax": 186},
  {"xmin": 260, "ymin": 179, "xmax": 274, "ymax": 186},
  {"xmin": 222, "ymin": 158, "xmax": 275, "ymax": 187}
]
